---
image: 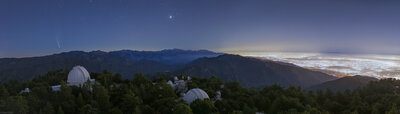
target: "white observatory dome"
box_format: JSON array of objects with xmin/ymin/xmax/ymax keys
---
[
  {"xmin": 67, "ymin": 66, "xmax": 91, "ymax": 86},
  {"xmin": 183, "ymin": 88, "xmax": 209, "ymax": 104}
]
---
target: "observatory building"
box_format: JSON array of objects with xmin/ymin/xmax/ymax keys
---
[
  {"xmin": 67, "ymin": 66, "xmax": 94, "ymax": 86},
  {"xmin": 183, "ymin": 88, "xmax": 210, "ymax": 104},
  {"xmin": 51, "ymin": 65, "xmax": 95, "ymax": 91},
  {"xmin": 167, "ymin": 76, "xmax": 213, "ymax": 104}
]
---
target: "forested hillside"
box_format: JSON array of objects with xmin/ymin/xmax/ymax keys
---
[
  {"xmin": 308, "ymin": 75, "xmax": 378, "ymax": 91},
  {"xmin": 2, "ymin": 70, "xmax": 400, "ymax": 114},
  {"xmin": 178, "ymin": 54, "xmax": 337, "ymax": 87}
]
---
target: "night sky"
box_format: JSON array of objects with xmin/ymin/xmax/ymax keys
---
[{"xmin": 1, "ymin": 0, "xmax": 400, "ymax": 57}]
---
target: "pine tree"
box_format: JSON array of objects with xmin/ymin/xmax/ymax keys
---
[
  {"xmin": 0, "ymin": 85, "xmax": 8, "ymax": 99},
  {"xmin": 42, "ymin": 102, "xmax": 55, "ymax": 114},
  {"xmin": 190, "ymin": 99, "xmax": 216, "ymax": 114},
  {"xmin": 76, "ymin": 93, "xmax": 84, "ymax": 108},
  {"xmin": 94, "ymin": 86, "xmax": 111, "ymax": 113},
  {"xmin": 5, "ymin": 96, "xmax": 29, "ymax": 114},
  {"xmin": 57, "ymin": 106, "xmax": 64, "ymax": 114},
  {"xmin": 174, "ymin": 103, "xmax": 193, "ymax": 114},
  {"xmin": 80, "ymin": 104, "xmax": 99, "ymax": 114},
  {"xmin": 120, "ymin": 90, "xmax": 142, "ymax": 113},
  {"xmin": 387, "ymin": 104, "xmax": 400, "ymax": 114}
]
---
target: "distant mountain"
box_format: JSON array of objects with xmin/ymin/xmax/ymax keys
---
[
  {"xmin": 110, "ymin": 49, "xmax": 222, "ymax": 65},
  {"xmin": 177, "ymin": 54, "xmax": 337, "ymax": 87},
  {"xmin": 308, "ymin": 75, "xmax": 378, "ymax": 91},
  {"xmin": 0, "ymin": 49, "xmax": 221, "ymax": 81}
]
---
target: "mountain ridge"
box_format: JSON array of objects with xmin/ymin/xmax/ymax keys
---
[
  {"xmin": 177, "ymin": 54, "xmax": 337, "ymax": 87},
  {"xmin": 0, "ymin": 49, "xmax": 338, "ymax": 88},
  {"xmin": 0, "ymin": 49, "xmax": 219, "ymax": 81},
  {"xmin": 308, "ymin": 75, "xmax": 378, "ymax": 91}
]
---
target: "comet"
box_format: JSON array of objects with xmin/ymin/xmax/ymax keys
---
[{"xmin": 56, "ymin": 37, "xmax": 61, "ymax": 48}]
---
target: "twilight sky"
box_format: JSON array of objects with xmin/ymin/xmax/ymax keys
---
[{"xmin": 1, "ymin": 0, "xmax": 400, "ymax": 57}]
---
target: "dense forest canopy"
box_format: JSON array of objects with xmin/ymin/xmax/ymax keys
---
[{"xmin": 1, "ymin": 70, "xmax": 400, "ymax": 114}]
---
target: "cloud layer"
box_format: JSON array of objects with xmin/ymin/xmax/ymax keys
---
[{"xmin": 244, "ymin": 52, "xmax": 400, "ymax": 79}]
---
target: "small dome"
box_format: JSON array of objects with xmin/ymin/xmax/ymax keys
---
[
  {"xmin": 183, "ymin": 88, "xmax": 209, "ymax": 104},
  {"xmin": 167, "ymin": 80, "xmax": 174, "ymax": 87},
  {"xmin": 67, "ymin": 66, "xmax": 91, "ymax": 86}
]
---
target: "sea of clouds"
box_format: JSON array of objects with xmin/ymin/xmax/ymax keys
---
[{"xmin": 244, "ymin": 52, "xmax": 400, "ymax": 79}]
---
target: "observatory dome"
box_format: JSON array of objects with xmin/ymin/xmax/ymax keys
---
[
  {"xmin": 67, "ymin": 66, "xmax": 91, "ymax": 86},
  {"xmin": 183, "ymin": 88, "xmax": 209, "ymax": 104}
]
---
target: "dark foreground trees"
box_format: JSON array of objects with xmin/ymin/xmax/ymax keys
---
[{"xmin": 2, "ymin": 70, "xmax": 400, "ymax": 113}]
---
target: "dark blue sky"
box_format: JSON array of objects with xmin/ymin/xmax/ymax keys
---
[{"xmin": 1, "ymin": 0, "xmax": 400, "ymax": 57}]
